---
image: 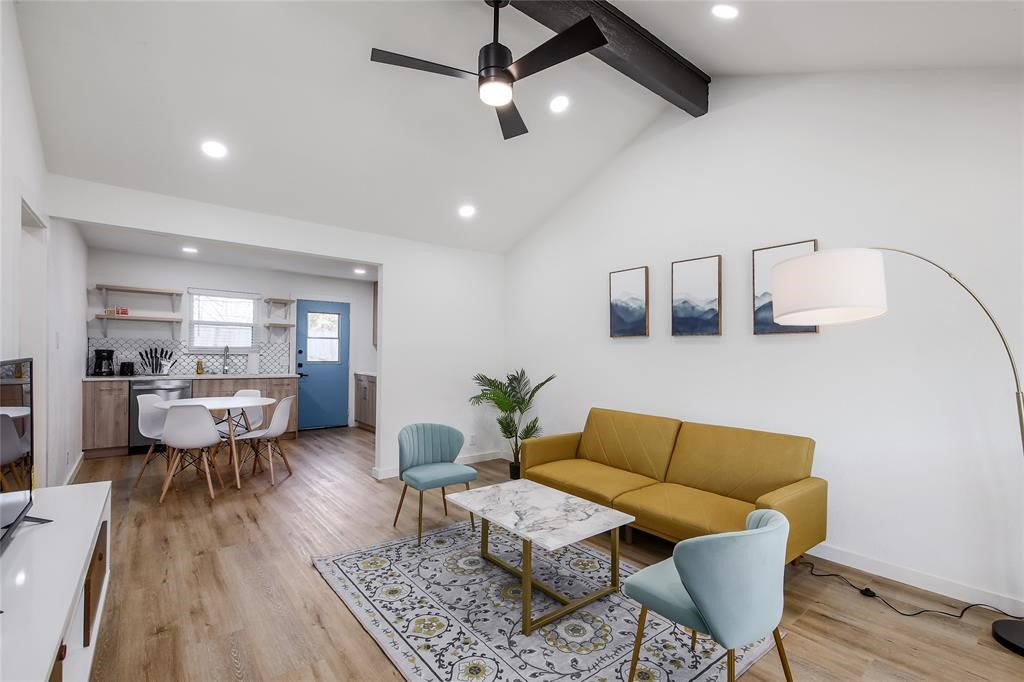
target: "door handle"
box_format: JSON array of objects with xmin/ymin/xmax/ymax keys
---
[{"xmin": 298, "ymin": 372, "xmax": 309, "ymax": 378}]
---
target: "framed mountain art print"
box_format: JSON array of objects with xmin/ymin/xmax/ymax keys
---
[
  {"xmin": 672, "ymin": 255, "xmax": 722, "ymax": 336},
  {"xmin": 609, "ymin": 266, "xmax": 649, "ymax": 337},
  {"xmin": 752, "ymin": 239, "xmax": 819, "ymax": 335}
]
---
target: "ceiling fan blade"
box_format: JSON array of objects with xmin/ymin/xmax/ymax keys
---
[
  {"xmin": 496, "ymin": 101, "xmax": 528, "ymax": 140},
  {"xmin": 370, "ymin": 48, "xmax": 477, "ymax": 81},
  {"xmin": 506, "ymin": 15, "xmax": 607, "ymax": 82}
]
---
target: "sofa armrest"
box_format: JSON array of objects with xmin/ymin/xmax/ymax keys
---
[
  {"xmin": 756, "ymin": 477, "xmax": 828, "ymax": 563},
  {"xmin": 521, "ymin": 432, "xmax": 582, "ymax": 471}
]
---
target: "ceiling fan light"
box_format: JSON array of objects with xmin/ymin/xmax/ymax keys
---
[{"xmin": 479, "ymin": 77, "xmax": 513, "ymax": 107}]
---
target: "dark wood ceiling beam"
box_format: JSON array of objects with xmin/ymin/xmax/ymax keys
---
[{"xmin": 510, "ymin": 0, "xmax": 710, "ymax": 117}]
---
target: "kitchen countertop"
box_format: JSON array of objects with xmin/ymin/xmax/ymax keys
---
[{"xmin": 83, "ymin": 373, "xmax": 300, "ymax": 382}]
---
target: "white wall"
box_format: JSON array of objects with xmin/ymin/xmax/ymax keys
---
[
  {"xmin": 505, "ymin": 69, "xmax": 1024, "ymax": 611},
  {"xmin": 47, "ymin": 220, "xmax": 87, "ymax": 485},
  {"xmin": 0, "ymin": 0, "xmax": 49, "ymax": 358},
  {"xmin": 85, "ymin": 247, "xmax": 378, "ymax": 425},
  {"xmin": 47, "ymin": 175, "xmax": 508, "ymax": 474}
]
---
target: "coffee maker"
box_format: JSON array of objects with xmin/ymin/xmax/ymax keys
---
[{"xmin": 93, "ymin": 349, "xmax": 115, "ymax": 376}]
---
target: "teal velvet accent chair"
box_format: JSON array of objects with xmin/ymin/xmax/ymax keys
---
[
  {"xmin": 393, "ymin": 423, "xmax": 477, "ymax": 545},
  {"xmin": 623, "ymin": 509, "xmax": 793, "ymax": 682}
]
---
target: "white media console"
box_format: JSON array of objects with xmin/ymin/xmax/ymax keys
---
[{"xmin": 0, "ymin": 482, "xmax": 112, "ymax": 681}]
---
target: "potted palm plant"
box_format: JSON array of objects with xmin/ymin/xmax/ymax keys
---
[{"xmin": 469, "ymin": 369, "xmax": 556, "ymax": 480}]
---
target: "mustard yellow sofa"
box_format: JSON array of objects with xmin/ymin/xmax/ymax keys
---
[{"xmin": 522, "ymin": 407, "xmax": 826, "ymax": 563}]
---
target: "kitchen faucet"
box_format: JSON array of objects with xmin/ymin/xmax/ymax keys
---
[{"xmin": 221, "ymin": 345, "xmax": 229, "ymax": 374}]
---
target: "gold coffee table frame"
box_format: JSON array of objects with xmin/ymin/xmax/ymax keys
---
[{"xmin": 479, "ymin": 519, "xmax": 621, "ymax": 636}]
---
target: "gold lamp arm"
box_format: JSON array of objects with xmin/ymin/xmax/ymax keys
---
[{"xmin": 874, "ymin": 247, "xmax": 1024, "ymax": 455}]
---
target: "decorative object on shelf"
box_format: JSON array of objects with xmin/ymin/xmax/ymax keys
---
[
  {"xmin": 115, "ymin": 306, "xmax": 129, "ymax": 316},
  {"xmin": 104, "ymin": 307, "xmax": 116, "ymax": 316},
  {"xmin": 672, "ymin": 255, "xmax": 722, "ymax": 336},
  {"xmin": 772, "ymin": 246, "xmax": 1024, "ymax": 658},
  {"xmin": 469, "ymin": 369, "xmax": 555, "ymax": 480},
  {"xmin": 609, "ymin": 266, "xmax": 649, "ymax": 337},
  {"xmin": 752, "ymin": 240, "xmax": 819, "ymax": 335}
]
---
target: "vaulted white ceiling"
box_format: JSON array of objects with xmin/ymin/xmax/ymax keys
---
[{"xmin": 17, "ymin": 1, "xmax": 1022, "ymax": 253}]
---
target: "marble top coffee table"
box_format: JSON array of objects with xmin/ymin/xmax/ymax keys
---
[{"xmin": 446, "ymin": 478, "xmax": 635, "ymax": 635}]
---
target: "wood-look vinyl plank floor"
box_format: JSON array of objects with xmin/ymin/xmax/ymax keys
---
[{"xmin": 75, "ymin": 427, "xmax": 1024, "ymax": 681}]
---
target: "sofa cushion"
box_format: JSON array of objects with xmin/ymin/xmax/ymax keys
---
[
  {"xmin": 666, "ymin": 422, "xmax": 815, "ymax": 504},
  {"xmin": 577, "ymin": 408, "xmax": 682, "ymax": 481},
  {"xmin": 526, "ymin": 459, "xmax": 658, "ymax": 506},
  {"xmin": 614, "ymin": 483, "xmax": 754, "ymax": 540}
]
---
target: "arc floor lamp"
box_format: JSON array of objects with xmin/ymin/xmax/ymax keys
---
[{"xmin": 771, "ymin": 247, "xmax": 1024, "ymax": 657}]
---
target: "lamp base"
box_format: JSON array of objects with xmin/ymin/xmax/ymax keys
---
[{"xmin": 992, "ymin": 619, "xmax": 1024, "ymax": 656}]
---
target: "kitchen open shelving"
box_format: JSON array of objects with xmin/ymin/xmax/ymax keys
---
[
  {"xmin": 94, "ymin": 314, "xmax": 182, "ymax": 339},
  {"xmin": 92, "ymin": 283, "xmax": 185, "ymax": 339}
]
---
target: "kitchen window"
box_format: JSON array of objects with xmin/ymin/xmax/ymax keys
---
[{"xmin": 189, "ymin": 289, "xmax": 258, "ymax": 351}]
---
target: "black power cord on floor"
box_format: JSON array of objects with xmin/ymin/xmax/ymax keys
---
[{"xmin": 798, "ymin": 560, "xmax": 1024, "ymax": 620}]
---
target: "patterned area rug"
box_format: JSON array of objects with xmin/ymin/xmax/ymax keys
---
[{"xmin": 313, "ymin": 521, "xmax": 779, "ymax": 681}]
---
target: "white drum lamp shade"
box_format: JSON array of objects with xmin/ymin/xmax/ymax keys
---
[{"xmin": 772, "ymin": 248, "xmax": 889, "ymax": 326}]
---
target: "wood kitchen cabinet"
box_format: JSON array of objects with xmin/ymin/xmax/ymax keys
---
[
  {"xmin": 82, "ymin": 381, "xmax": 130, "ymax": 451},
  {"xmin": 354, "ymin": 373, "xmax": 376, "ymax": 432}
]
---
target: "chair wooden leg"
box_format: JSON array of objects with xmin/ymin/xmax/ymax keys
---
[
  {"xmin": 275, "ymin": 438, "xmax": 292, "ymax": 475},
  {"xmin": 417, "ymin": 489, "xmax": 423, "ymax": 545},
  {"xmin": 628, "ymin": 606, "xmax": 647, "ymax": 682},
  {"xmin": 202, "ymin": 449, "xmax": 216, "ymax": 500},
  {"xmin": 159, "ymin": 449, "xmax": 182, "ymax": 503},
  {"xmin": 267, "ymin": 440, "xmax": 275, "ymax": 486},
  {"xmin": 727, "ymin": 649, "xmax": 736, "ymax": 682},
  {"xmin": 393, "ymin": 484, "xmax": 408, "ymax": 527},
  {"xmin": 690, "ymin": 628, "xmax": 697, "ymax": 651},
  {"xmin": 209, "ymin": 450, "xmax": 225, "ymax": 489},
  {"xmin": 773, "ymin": 628, "xmax": 793, "ymax": 681},
  {"xmin": 465, "ymin": 482, "xmax": 475, "ymax": 530},
  {"xmin": 134, "ymin": 443, "xmax": 156, "ymax": 489},
  {"xmin": 441, "ymin": 486, "xmax": 448, "ymax": 515}
]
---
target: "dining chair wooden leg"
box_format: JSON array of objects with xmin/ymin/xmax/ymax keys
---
[
  {"xmin": 441, "ymin": 486, "xmax": 448, "ymax": 515},
  {"xmin": 208, "ymin": 449, "xmax": 225, "ymax": 489},
  {"xmin": 628, "ymin": 606, "xmax": 648, "ymax": 682},
  {"xmin": 727, "ymin": 649, "xmax": 736, "ymax": 682},
  {"xmin": 267, "ymin": 440, "xmax": 275, "ymax": 486},
  {"xmin": 690, "ymin": 628, "xmax": 697, "ymax": 651},
  {"xmin": 202, "ymin": 449, "xmax": 216, "ymax": 500},
  {"xmin": 417, "ymin": 489, "xmax": 424, "ymax": 545},
  {"xmin": 134, "ymin": 443, "xmax": 156, "ymax": 489},
  {"xmin": 159, "ymin": 449, "xmax": 182, "ymax": 503},
  {"xmin": 251, "ymin": 444, "xmax": 260, "ymax": 476},
  {"xmin": 465, "ymin": 482, "xmax": 475, "ymax": 530},
  {"xmin": 393, "ymin": 484, "xmax": 408, "ymax": 527},
  {"xmin": 773, "ymin": 628, "xmax": 793, "ymax": 681},
  {"xmin": 275, "ymin": 438, "xmax": 292, "ymax": 475}
]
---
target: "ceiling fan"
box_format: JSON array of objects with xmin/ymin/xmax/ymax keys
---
[{"xmin": 370, "ymin": 0, "xmax": 608, "ymax": 140}]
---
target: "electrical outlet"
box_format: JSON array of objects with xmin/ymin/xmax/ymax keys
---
[{"xmin": 468, "ymin": 433, "xmax": 478, "ymax": 447}]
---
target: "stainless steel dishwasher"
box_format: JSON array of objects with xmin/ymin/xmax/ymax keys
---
[{"xmin": 129, "ymin": 379, "xmax": 192, "ymax": 452}]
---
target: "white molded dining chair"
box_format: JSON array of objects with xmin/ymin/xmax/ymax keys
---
[
  {"xmin": 234, "ymin": 396, "xmax": 295, "ymax": 486},
  {"xmin": 134, "ymin": 394, "xmax": 169, "ymax": 488},
  {"xmin": 160, "ymin": 404, "xmax": 225, "ymax": 503},
  {"xmin": 0, "ymin": 414, "xmax": 30, "ymax": 490},
  {"xmin": 217, "ymin": 389, "xmax": 264, "ymax": 436}
]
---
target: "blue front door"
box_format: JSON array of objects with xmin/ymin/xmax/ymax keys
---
[{"xmin": 296, "ymin": 299, "xmax": 350, "ymax": 429}]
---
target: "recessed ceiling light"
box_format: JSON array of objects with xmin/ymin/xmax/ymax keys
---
[
  {"xmin": 181, "ymin": 246, "xmax": 198, "ymax": 254},
  {"xmin": 549, "ymin": 95, "xmax": 570, "ymax": 113},
  {"xmin": 200, "ymin": 140, "xmax": 228, "ymax": 159},
  {"xmin": 711, "ymin": 4, "xmax": 739, "ymax": 19},
  {"xmin": 353, "ymin": 268, "xmax": 366, "ymax": 275},
  {"xmin": 458, "ymin": 204, "xmax": 476, "ymax": 219}
]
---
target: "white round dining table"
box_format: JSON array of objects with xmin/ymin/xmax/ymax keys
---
[
  {"xmin": 0, "ymin": 406, "xmax": 31, "ymax": 419},
  {"xmin": 154, "ymin": 396, "xmax": 276, "ymax": 489}
]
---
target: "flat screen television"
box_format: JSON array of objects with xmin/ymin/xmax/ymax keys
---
[{"xmin": 1, "ymin": 357, "xmax": 34, "ymax": 554}]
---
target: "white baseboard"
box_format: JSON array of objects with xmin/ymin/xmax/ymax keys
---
[
  {"xmin": 807, "ymin": 542, "xmax": 1024, "ymax": 615},
  {"xmin": 61, "ymin": 452, "xmax": 84, "ymax": 486},
  {"xmin": 372, "ymin": 451, "xmax": 509, "ymax": 481}
]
